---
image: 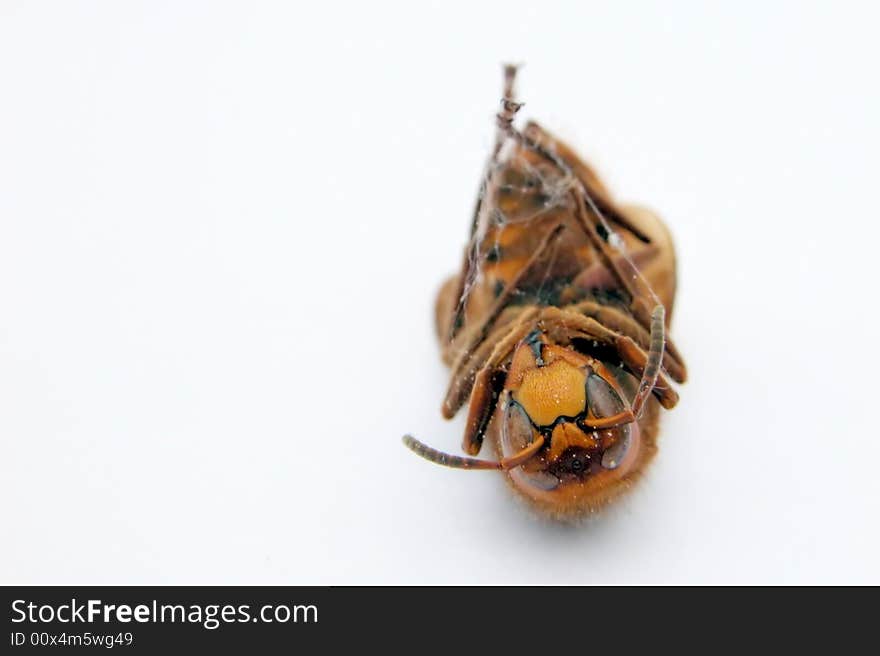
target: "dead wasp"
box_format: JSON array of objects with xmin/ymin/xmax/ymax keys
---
[{"xmin": 403, "ymin": 66, "xmax": 687, "ymax": 519}]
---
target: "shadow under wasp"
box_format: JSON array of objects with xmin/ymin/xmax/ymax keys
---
[{"xmin": 403, "ymin": 66, "xmax": 687, "ymax": 520}]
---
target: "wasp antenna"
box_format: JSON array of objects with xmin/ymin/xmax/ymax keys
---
[
  {"xmin": 631, "ymin": 305, "xmax": 666, "ymax": 417},
  {"xmin": 402, "ymin": 435, "xmax": 501, "ymax": 470},
  {"xmin": 581, "ymin": 409, "xmax": 636, "ymax": 430},
  {"xmin": 402, "ymin": 434, "xmax": 545, "ymax": 471}
]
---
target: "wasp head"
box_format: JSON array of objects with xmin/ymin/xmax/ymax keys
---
[{"xmin": 496, "ymin": 330, "xmax": 641, "ymax": 509}]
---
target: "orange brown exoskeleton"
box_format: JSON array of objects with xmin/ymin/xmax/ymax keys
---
[{"xmin": 403, "ymin": 66, "xmax": 687, "ymax": 520}]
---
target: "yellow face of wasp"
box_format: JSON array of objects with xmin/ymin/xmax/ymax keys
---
[{"xmin": 513, "ymin": 359, "xmax": 587, "ymax": 427}]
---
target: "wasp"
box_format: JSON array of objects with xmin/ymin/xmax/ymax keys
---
[{"xmin": 403, "ymin": 66, "xmax": 687, "ymax": 519}]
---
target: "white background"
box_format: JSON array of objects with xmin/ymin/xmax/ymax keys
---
[{"xmin": 1, "ymin": 1, "xmax": 878, "ymax": 584}]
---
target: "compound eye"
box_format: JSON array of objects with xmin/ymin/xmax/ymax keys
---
[
  {"xmin": 586, "ymin": 373, "xmax": 625, "ymax": 419},
  {"xmin": 501, "ymin": 401, "xmax": 559, "ymax": 491},
  {"xmin": 601, "ymin": 424, "xmax": 633, "ymax": 470},
  {"xmin": 501, "ymin": 401, "xmax": 533, "ymax": 456}
]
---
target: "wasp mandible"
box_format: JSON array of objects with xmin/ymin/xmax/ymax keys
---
[{"xmin": 404, "ymin": 67, "xmax": 687, "ymax": 519}]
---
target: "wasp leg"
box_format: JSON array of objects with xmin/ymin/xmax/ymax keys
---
[
  {"xmin": 571, "ymin": 189, "xmax": 688, "ymax": 380},
  {"xmin": 460, "ymin": 365, "xmax": 502, "ymax": 456},
  {"xmin": 567, "ymin": 300, "xmax": 687, "ymax": 384},
  {"xmin": 496, "ymin": 117, "xmax": 671, "ymax": 351},
  {"xmin": 521, "ymin": 121, "xmax": 652, "ymax": 244},
  {"xmin": 459, "ymin": 314, "xmax": 542, "ymax": 455},
  {"xmin": 499, "ymin": 119, "xmax": 652, "ymax": 308},
  {"xmin": 443, "ymin": 241, "xmax": 478, "ymax": 346},
  {"xmin": 443, "ymin": 310, "xmax": 538, "ymax": 420},
  {"xmin": 570, "ymin": 184, "xmax": 689, "ymax": 375},
  {"xmin": 539, "ymin": 307, "xmax": 678, "ymax": 410},
  {"xmin": 447, "ymin": 222, "xmax": 565, "ymax": 367},
  {"xmin": 569, "ymin": 191, "xmax": 656, "ymax": 326},
  {"xmin": 443, "ymin": 65, "xmax": 523, "ymax": 346}
]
